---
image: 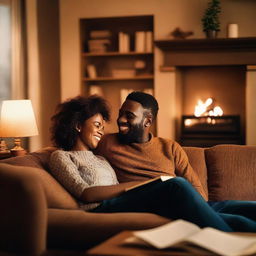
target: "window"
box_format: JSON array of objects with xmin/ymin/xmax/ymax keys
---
[{"xmin": 0, "ymin": 0, "xmax": 11, "ymax": 105}]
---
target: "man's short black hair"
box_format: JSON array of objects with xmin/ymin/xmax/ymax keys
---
[{"xmin": 126, "ymin": 91, "xmax": 159, "ymax": 120}]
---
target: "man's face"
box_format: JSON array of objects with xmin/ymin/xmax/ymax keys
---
[{"xmin": 117, "ymin": 100, "xmax": 146, "ymax": 144}]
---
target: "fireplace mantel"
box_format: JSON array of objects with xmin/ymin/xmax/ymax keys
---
[
  {"xmin": 154, "ymin": 37, "xmax": 256, "ymax": 146},
  {"xmin": 155, "ymin": 37, "xmax": 256, "ymax": 67}
]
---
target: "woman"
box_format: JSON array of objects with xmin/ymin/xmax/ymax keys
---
[
  {"xmin": 49, "ymin": 96, "xmax": 255, "ymax": 232},
  {"xmin": 50, "ymin": 95, "xmax": 141, "ymax": 211}
]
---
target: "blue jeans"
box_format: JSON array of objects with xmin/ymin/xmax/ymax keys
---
[
  {"xmin": 92, "ymin": 177, "xmax": 256, "ymax": 232},
  {"xmin": 92, "ymin": 177, "xmax": 232, "ymax": 231},
  {"xmin": 209, "ymin": 201, "xmax": 256, "ymax": 232}
]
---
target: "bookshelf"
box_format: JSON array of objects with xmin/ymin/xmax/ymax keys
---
[
  {"xmin": 80, "ymin": 15, "xmax": 154, "ymax": 133},
  {"xmin": 83, "ymin": 52, "xmax": 153, "ymax": 57},
  {"xmin": 83, "ymin": 75, "xmax": 154, "ymax": 82}
]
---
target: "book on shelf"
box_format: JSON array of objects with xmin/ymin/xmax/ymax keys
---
[
  {"xmin": 135, "ymin": 31, "xmax": 153, "ymax": 52},
  {"xmin": 123, "ymin": 33, "xmax": 130, "ymax": 52},
  {"xmin": 118, "ymin": 32, "xmax": 130, "ymax": 53},
  {"xmin": 90, "ymin": 30, "xmax": 111, "ymax": 39},
  {"xmin": 89, "ymin": 85, "xmax": 103, "ymax": 96},
  {"xmin": 145, "ymin": 31, "xmax": 153, "ymax": 52},
  {"xmin": 87, "ymin": 64, "xmax": 97, "ymax": 79},
  {"xmin": 112, "ymin": 69, "xmax": 135, "ymax": 78},
  {"xmin": 125, "ymin": 219, "xmax": 256, "ymax": 256},
  {"xmin": 134, "ymin": 60, "xmax": 146, "ymax": 69},
  {"xmin": 88, "ymin": 39, "xmax": 111, "ymax": 53},
  {"xmin": 125, "ymin": 175, "xmax": 173, "ymax": 192},
  {"xmin": 118, "ymin": 32, "xmax": 123, "ymax": 52},
  {"xmin": 120, "ymin": 88, "xmax": 134, "ymax": 104},
  {"xmin": 135, "ymin": 31, "xmax": 146, "ymax": 52}
]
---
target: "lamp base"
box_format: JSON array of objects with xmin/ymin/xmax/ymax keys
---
[
  {"xmin": 10, "ymin": 149, "xmax": 27, "ymax": 157},
  {"xmin": 10, "ymin": 138, "xmax": 27, "ymax": 156},
  {"xmin": 0, "ymin": 139, "xmax": 9, "ymax": 152}
]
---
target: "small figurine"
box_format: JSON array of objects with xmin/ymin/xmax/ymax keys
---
[{"xmin": 170, "ymin": 27, "xmax": 194, "ymax": 39}]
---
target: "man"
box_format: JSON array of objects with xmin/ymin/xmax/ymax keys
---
[
  {"xmin": 96, "ymin": 91, "xmax": 256, "ymax": 232},
  {"xmin": 96, "ymin": 91, "xmax": 207, "ymax": 199}
]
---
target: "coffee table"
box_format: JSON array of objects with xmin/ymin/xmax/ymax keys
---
[
  {"xmin": 87, "ymin": 231, "xmax": 256, "ymax": 256},
  {"xmin": 86, "ymin": 231, "xmax": 215, "ymax": 256}
]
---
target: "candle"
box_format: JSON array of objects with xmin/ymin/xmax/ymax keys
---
[{"xmin": 227, "ymin": 24, "xmax": 238, "ymax": 38}]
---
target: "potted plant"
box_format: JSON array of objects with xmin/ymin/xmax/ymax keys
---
[{"xmin": 202, "ymin": 0, "xmax": 221, "ymax": 38}]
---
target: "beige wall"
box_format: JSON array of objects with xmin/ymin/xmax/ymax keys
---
[
  {"xmin": 59, "ymin": 0, "xmax": 256, "ymax": 139},
  {"xmin": 246, "ymin": 67, "xmax": 256, "ymax": 145},
  {"xmin": 26, "ymin": 0, "xmax": 60, "ymax": 151},
  {"xmin": 37, "ymin": 0, "xmax": 60, "ymax": 148},
  {"xmin": 26, "ymin": 0, "xmax": 41, "ymax": 151}
]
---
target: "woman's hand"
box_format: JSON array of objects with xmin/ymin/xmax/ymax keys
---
[{"xmin": 80, "ymin": 181, "xmax": 142, "ymax": 203}]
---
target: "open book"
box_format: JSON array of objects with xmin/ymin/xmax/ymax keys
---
[
  {"xmin": 125, "ymin": 220, "xmax": 256, "ymax": 256},
  {"xmin": 125, "ymin": 175, "xmax": 173, "ymax": 192}
]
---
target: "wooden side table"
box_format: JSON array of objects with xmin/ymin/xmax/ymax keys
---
[
  {"xmin": 0, "ymin": 150, "xmax": 27, "ymax": 160},
  {"xmin": 0, "ymin": 151, "xmax": 12, "ymax": 160},
  {"xmin": 10, "ymin": 149, "xmax": 27, "ymax": 157}
]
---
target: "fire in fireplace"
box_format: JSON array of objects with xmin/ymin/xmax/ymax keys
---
[
  {"xmin": 194, "ymin": 98, "xmax": 223, "ymax": 118},
  {"xmin": 181, "ymin": 98, "xmax": 242, "ymax": 147}
]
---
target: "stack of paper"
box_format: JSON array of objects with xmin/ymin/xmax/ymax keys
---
[{"xmin": 125, "ymin": 220, "xmax": 256, "ymax": 256}]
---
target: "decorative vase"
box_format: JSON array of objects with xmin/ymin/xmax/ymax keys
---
[
  {"xmin": 205, "ymin": 30, "xmax": 218, "ymax": 38},
  {"xmin": 227, "ymin": 24, "xmax": 238, "ymax": 38}
]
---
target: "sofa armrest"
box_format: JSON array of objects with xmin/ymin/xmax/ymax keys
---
[
  {"xmin": 47, "ymin": 209, "xmax": 170, "ymax": 250},
  {"xmin": 1, "ymin": 153, "xmax": 79, "ymax": 209},
  {"xmin": 0, "ymin": 163, "xmax": 47, "ymax": 255}
]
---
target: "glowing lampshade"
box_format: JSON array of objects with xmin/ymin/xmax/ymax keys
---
[
  {"xmin": 0, "ymin": 100, "xmax": 38, "ymax": 154},
  {"xmin": 0, "ymin": 100, "xmax": 38, "ymax": 137}
]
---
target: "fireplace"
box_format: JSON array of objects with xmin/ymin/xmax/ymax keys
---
[
  {"xmin": 180, "ymin": 96, "xmax": 243, "ymax": 147},
  {"xmin": 181, "ymin": 115, "xmax": 242, "ymax": 147},
  {"xmin": 155, "ymin": 37, "xmax": 256, "ymax": 146},
  {"xmin": 179, "ymin": 66, "xmax": 245, "ymax": 147}
]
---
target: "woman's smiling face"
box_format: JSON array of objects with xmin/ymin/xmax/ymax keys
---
[{"xmin": 78, "ymin": 113, "xmax": 105, "ymax": 150}]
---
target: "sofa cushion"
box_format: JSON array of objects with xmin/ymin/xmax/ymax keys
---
[
  {"xmin": 1, "ymin": 147, "xmax": 55, "ymax": 171},
  {"xmin": 0, "ymin": 148, "xmax": 79, "ymax": 209},
  {"xmin": 205, "ymin": 145, "xmax": 256, "ymax": 201},
  {"xmin": 183, "ymin": 147, "xmax": 208, "ymax": 200}
]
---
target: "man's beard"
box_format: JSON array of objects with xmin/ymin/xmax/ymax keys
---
[{"xmin": 118, "ymin": 123, "xmax": 144, "ymax": 144}]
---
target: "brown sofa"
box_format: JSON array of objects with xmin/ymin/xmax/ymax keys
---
[{"xmin": 0, "ymin": 144, "xmax": 256, "ymax": 255}]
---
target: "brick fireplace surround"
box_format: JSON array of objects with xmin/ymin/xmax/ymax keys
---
[{"xmin": 155, "ymin": 37, "xmax": 256, "ymax": 146}]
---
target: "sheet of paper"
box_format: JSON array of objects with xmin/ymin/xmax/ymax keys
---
[
  {"xmin": 187, "ymin": 228, "xmax": 256, "ymax": 256},
  {"xmin": 129, "ymin": 220, "xmax": 256, "ymax": 255},
  {"xmin": 134, "ymin": 220, "xmax": 200, "ymax": 249}
]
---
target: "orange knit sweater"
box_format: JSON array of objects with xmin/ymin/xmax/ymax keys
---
[{"xmin": 96, "ymin": 133, "xmax": 207, "ymax": 200}]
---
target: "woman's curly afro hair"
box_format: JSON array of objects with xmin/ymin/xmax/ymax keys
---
[{"xmin": 50, "ymin": 95, "xmax": 110, "ymax": 150}]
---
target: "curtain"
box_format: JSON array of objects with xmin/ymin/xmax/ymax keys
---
[
  {"xmin": 0, "ymin": 0, "xmax": 11, "ymax": 103},
  {"xmin": 11, "ymin": 0, "xmax": 26, "ymax": 99}
]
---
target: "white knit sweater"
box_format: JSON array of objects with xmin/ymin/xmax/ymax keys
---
[{"xmin": 49, "ymin": 150, "xmax": 119, "ymax": 210}]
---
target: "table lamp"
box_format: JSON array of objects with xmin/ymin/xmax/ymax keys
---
[{"xmin": 0, "ymin": 99, "xmax": 39, "ymax": 156}]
